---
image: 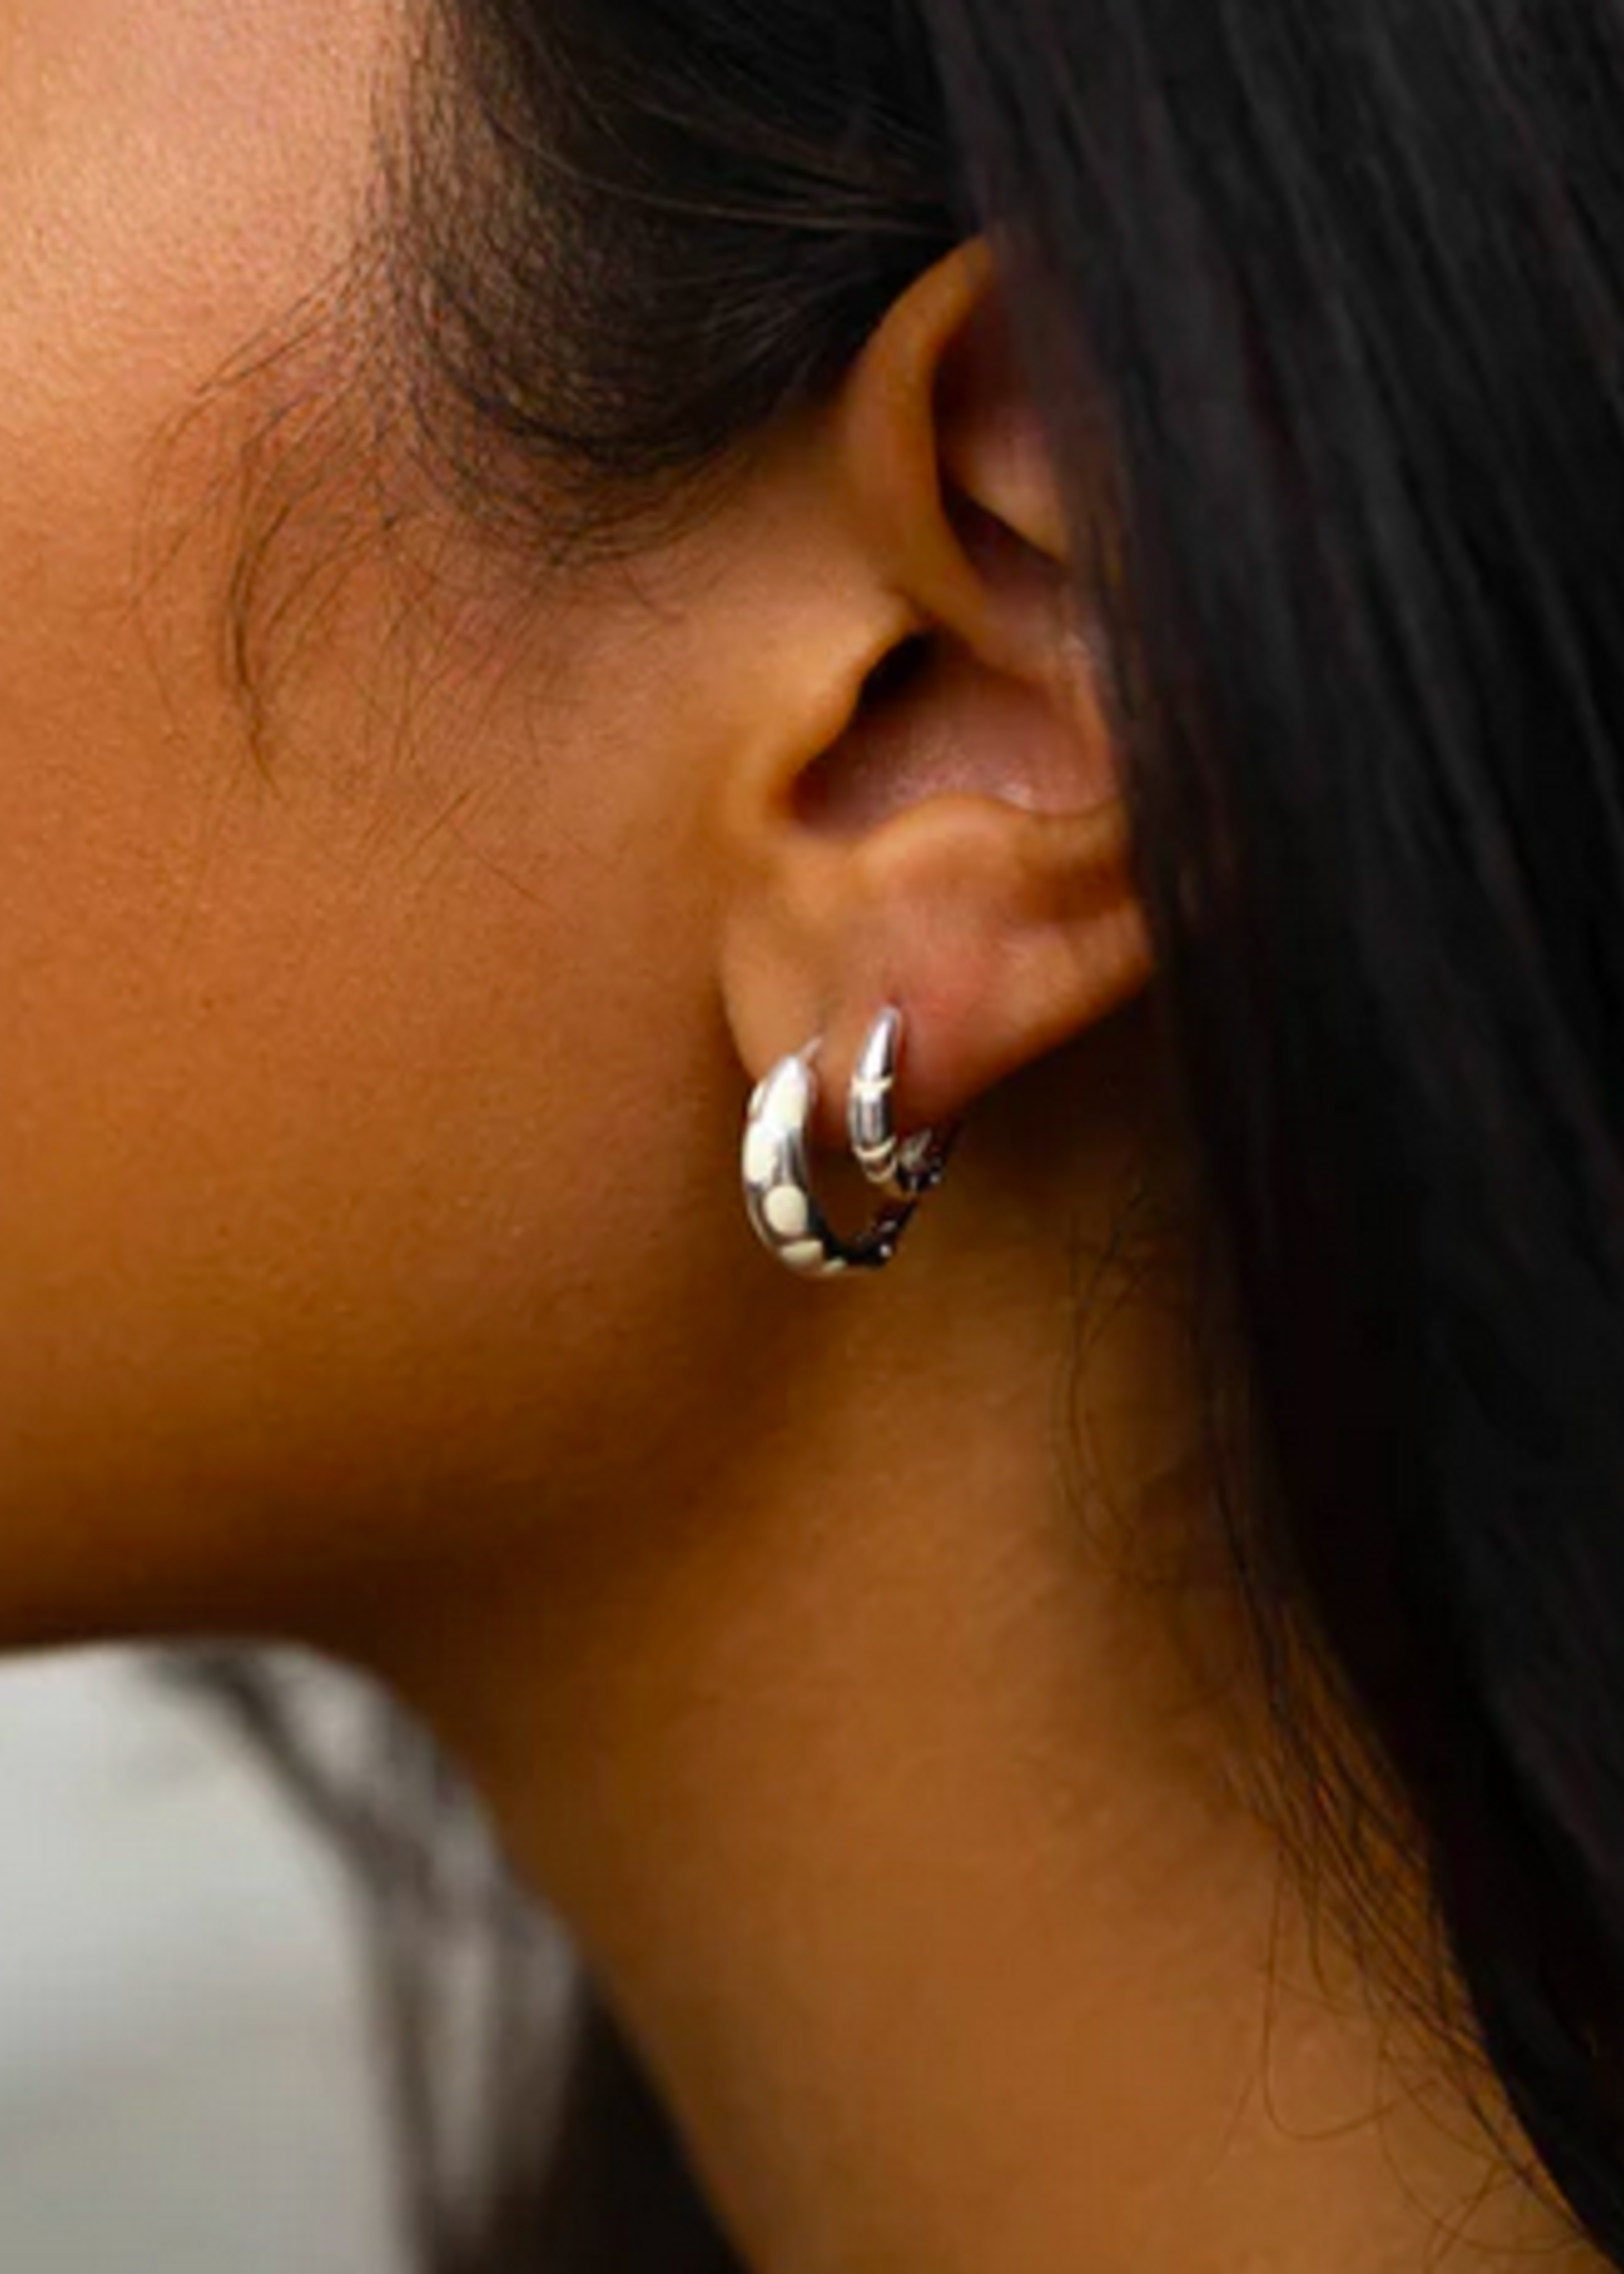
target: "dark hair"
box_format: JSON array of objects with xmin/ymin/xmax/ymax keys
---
[{"xmin": 234, "ymin": 0, "xmax": 1624, "ymax": 2266}]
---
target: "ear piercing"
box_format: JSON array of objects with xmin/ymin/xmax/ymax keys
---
[{"xmin": 741, "ymin": 1007, "xmax": 957, "ymax": 1279}]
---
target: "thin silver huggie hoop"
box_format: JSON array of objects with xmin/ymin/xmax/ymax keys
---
[
  {"xmin": 847, "ymin": 1007, "xmax": 955, "ymax": 1199},
  {"xmin": 742, "ymin": 1008, "xmax": 957, "ymax": 1280}
]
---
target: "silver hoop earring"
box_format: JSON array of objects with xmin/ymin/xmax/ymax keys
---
[
  {"xmin": 741, "ymin": 1007, "xmax": 957, "ymax": 1280},
  {"xmin": 847, "ymin": 1006, "xmax": 954, "ymax": 1199}
]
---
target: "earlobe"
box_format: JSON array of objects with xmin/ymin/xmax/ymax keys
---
[
  {"xmin": 805, "ymin": 791, "xmax": 1151, "ymax": 1139},
  {"xmin": 724, "ymin": 782, "xmax": 1152, "ymax": 1155}
]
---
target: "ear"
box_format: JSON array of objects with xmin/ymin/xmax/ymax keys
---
[{"xmin": 717, "ymin": 243, "xmax": 1152, "ymax": 1148}]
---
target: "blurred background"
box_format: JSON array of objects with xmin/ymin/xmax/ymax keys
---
[{"xmin": 0, "ymin": 1647, "xmax": 572, "ymax": 2273}]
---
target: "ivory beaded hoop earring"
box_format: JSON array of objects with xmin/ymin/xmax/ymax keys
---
[{"xmin": 742, "ymin": 1007, "xmax": 957, "ymax": 1280}]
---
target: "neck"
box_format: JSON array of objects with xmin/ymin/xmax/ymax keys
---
[{"xmin": 350, "ymin": 1040, "xmax": 1593, "ymax": 2274}]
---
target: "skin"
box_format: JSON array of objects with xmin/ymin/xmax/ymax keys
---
[{"xmin": 0, "ymin": 2, "xmax": 1604, "ymax": 2270}]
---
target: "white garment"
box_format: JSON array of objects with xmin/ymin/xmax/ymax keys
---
[{"xmin": 0, "ymin": 1649, "xmax": 410, "ymax": 2274}]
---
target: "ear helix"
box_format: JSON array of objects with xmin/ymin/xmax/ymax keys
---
[{"xmin": 741, "ymin": 1007, "xmax": 957, "ymax": 1280}]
